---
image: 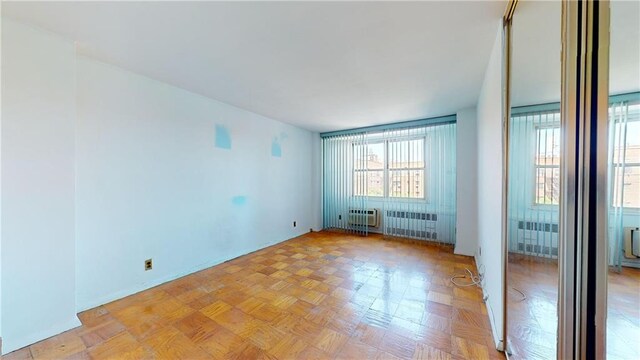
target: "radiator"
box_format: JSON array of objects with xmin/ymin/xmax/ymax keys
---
[{"xmin": 384, "ymin": 210, "xmax": 437, "ymax": 240}]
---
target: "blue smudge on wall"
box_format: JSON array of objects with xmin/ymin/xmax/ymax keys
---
[
  {"xmin": 215, "ymin": 125, "xmax": 232, "ymax": 149},
  {"xmin": 271, "ymin": 137, "xmax": 282, "ymax": 157},
  {"xmin": 231, "ymin": 196, "xmax": 247, "ymax": 205}
]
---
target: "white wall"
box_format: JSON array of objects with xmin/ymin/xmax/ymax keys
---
[
  {"xmin": 455, "ymin": 107, "xmax": 478, "ymax": 256},
  {"xmin": 75, "ymin": 57, "xmax": 318, "ymax": 311},
  {"xmin": 0, "ymin": 17, "xmax": 320, "ymax": 353},
  {"xmin": 475, "ymin": 23, "xmax": 504, "ymax": 349},
  {"xmin": 1, "ymin": 19, "xmax": 80, "ymax": 353}
]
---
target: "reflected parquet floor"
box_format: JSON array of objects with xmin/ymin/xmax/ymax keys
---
[
  {"xmin": 607, "ymin": 266, "xmax": 640, "ymax": 360},
  {"xmin": 5, "ymin": 231, "xmax": 503, "ymax": 360},
  {"xmin": 506, "ymin": 254, "xmax": 558, "ymax": 360},
  {"xmin": 507, "ymin": 254, "xmax": 640, "ymax": 360}
]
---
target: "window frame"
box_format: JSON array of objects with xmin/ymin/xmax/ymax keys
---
[
  {"xmin": 352, "ymin": 141, "xmax": 386, "ymax": 198},
  {"xmin": 533, "ymin": 124, "xmax": 561, "ymax": 207},
  {"xmin": 352, "ymin": 136, "xmax": 427, "ymax": 200},
  {"xmin": 513, "ymin": 95, "xmax": 640, "ymax": 210},
  {"xmin": 387, "ymin": 137, "xmax": 426, "ymax": 200},
  {"xmin": 609, "ymin": 109, "xmax": 640, "ymax": 210},
  {"xmin": 610, "ymin": 162, "xmax": 640, "ymax": 210}
]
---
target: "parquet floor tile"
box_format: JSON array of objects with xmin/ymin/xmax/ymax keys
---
[
  {"xmin": 29, "ymin": 330, "xmax": 85, "ymax": 360},
  {"xmin": 451, "ymin": 336, "xmax": 490, "ymax": 360},
  {"xmin": 379, "ymin": 332, "xmax": 417, "ymax": 359},
  {"xmin": 77, "ymin": 320, "xmax": 126, "ymax": 348},
  {"xmin": 5, "ymin": 231, "xmax": 504, "ymax": 359},
  {"xmin": 413, "ymin": 344, "xmax": 453, "ymax": 360},
  {"xmin": 336, "ymin": 338, "xmax": 378, "ymax": 359}
]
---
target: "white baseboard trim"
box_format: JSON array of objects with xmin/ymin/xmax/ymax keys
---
[
  {"xmin": 2, "ymin": 316, "xmax": 81, "ymax": 355},
  {"xmin": 474, "ymin": 253, "xmax": 504, "ymax": 351},
  {"xmin": 484, "ymin": 295, "xmax": 504, "ymax": 351}
]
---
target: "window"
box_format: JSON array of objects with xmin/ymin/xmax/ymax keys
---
[
  {"xmin": 353, "ymin": 142, "xmax": 384, "ymax": 197},
  {"xmin": 611, "ymin": 108, "xmax": 640, "ymax": 208},
  {"xmin": 388, "ymin": 139, "xmax": 425, "ymax": 198},
  {"xmin": 353, "ymin": 138, "xmax": 425, "ymax": 199},
  {"xmin": 534, "ymin": 126, "xmax": 560, "ymax": 205}
]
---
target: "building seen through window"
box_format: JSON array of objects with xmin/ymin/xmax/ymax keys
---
[{"xmin": 354, "ymin": 138, "xmax": 425, "ymax": 199}]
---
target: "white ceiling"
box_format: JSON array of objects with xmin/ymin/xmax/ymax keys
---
[
  {"xmin": 2, "ymin": 1, "xmax": 506, "ymax": 133},
  {"xmin": 512, "ymin": 0, "xmax": 640, "ymax": 107}
]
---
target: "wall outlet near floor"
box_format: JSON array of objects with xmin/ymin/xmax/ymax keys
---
[
  {"xmin": 145, "ymin": 258, "xmax": 153, "ymax": 271},
  {"xmin": 338, "ymin": 214, "xmax": 342, "ymax": 220},
  {"xmin": 293, "ymin": 221, "xmax": 297, "ymax": 227}
]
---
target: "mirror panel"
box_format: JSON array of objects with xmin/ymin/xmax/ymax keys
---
[
  {"xmin": 607, "ymin": 1, "xmax": 640, "ymax": 359},
  {"xmin": 507, "ymin": 1, "xmax": 560, "ymax": 358}
]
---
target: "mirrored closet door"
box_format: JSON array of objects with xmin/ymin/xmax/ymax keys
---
[
  {"xmin": 504, "ymin": 1, "xmax": 640, "ymax": 358},
  {"xmin": 506, "ymin": 1, "xmax": 561, "ymax": 358},
  {"xmin": 606, "ymin": 1, "xmax": 640, "ymax": 359}
]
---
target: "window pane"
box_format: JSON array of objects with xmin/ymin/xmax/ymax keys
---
[
  {"xmin": 354, "ymin": 170, "xmax": 384, "ymax": 197},
  {"xmin": 610, "ymin": 104, "xmax": 639, "ymax": 208},
  {"xmin": 389, "ymin": 139, "xmax": 424, "ymax": 169},
  {"xmin": 354, "ymin": 143, "xmax": 384, "ymax": 170},
  {"xmin": 535, "ymin": 127, "xmax": 560, "ymax": 166},
  {"xmin": 389, "ymin": 169, "xmax": 424, "ymax": 198},
  {"xmin": 612, "ymin": 165, "xmax": 640, "ymax": 208},
  {"xmin": 612, "ymin": 120, "xmax": 640, "ymax": 164},
  {"xmin": 535, "ymin": 167, "xmax": 560, "ymax": 205}
]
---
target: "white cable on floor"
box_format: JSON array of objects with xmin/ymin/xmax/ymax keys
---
[
  {"xmin": 450, "ymin": 268, "xmax": 483, "ymax": 287},
  {"xmin": 450, "ymin": 268, "xmax": 527, "ymax": 303}
]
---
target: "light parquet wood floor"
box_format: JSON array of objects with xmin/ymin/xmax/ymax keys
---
[{"xmin": 5, "ymin": 231, "xmax": 503, "ymax": 360}]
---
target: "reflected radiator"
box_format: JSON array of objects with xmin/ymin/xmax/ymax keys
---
[
  {"xmin": 516, "ymin": 220, "xmax": 559, "ymax": 256},
  {"xmin": 623, "ymin": 226, "xmax": 640, "ymax": 259}
]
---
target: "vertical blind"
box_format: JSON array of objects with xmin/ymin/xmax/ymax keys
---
[
  {"xmin": 508, "ymin": 108, "xmax": 561, "ymax": 259},
  {"xmin": 321, "ymin": 118, "xmax": 457, "ymax": 245},
  {"xmin": 607, "ymin": 99, "xmax": 640, "ymax": 270}
]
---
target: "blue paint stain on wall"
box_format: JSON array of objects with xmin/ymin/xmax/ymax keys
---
[
  {"xmin": 215, "ymin": 125, "xmax": 232, "ymax": 149},
  {"xmin": 271, "ymin": 137, "xmax": 282, "ymax": 157},
  {"xmin": 231, "ymin": 195, "xmax": 247, "ymax": 205}
]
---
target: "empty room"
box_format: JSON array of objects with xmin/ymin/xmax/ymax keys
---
[{"xmin": 0, "ymin": 1, "xmax": 638, "ymax": 360}]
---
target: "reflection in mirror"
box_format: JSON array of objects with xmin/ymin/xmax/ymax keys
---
[
  {"xmin": 507, "ymin": 1, "xmax": 560, "ymax": 358},
  {"xmin": 607, "ymin": 1, "xmax": 640, "ymax": 359}
]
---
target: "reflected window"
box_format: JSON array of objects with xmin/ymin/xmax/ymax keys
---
[
  {"xmin": 534, "ymin": 126, "xmax": 561, "ymax": 205},
  {"xmin": 610, "ymin": 103, "xmax": 640, "ymax": 208}
]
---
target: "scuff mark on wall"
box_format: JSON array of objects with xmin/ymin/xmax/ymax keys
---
[
  {"xmin": 231, "ymin": 195, "xmax": 247, "ymax": 205},
  {"xmin": 215, "ymin": 125, "xmax": 232, "ymax": 149},
  {"xmin": 271, "ymin": 138, "xmax": 282, "ymax": 157},
  {"xmin": 271, "ymin": 132, "xmax": 288, "ymax": 157}
]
